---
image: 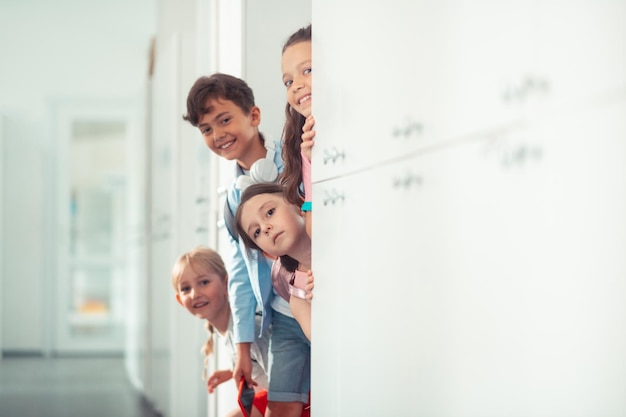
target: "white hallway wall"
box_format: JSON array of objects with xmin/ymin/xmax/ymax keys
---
[{"xmin": 0, "ymin": 0, "xmax": 157, "ymax": 352}]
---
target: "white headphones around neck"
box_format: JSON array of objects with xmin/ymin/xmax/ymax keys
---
[{"xmin": 235, "ymin": 142, "xmax": 279, "ymax": 190}]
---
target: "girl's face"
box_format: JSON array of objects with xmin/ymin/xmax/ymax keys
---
[
  {"xmin": 240, "ymin": 193, "xmax": 308, "ymax": 258},
  {"xmin": 281, "ymin": 40, "xmax": 312, "ymax": 118},
  {"xmin": 175, "ymin": 264, "xmax": 229, "ymax": 324}
]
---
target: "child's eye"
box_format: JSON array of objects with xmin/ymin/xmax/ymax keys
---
[
  {"xmin": 284, "ymin": 79, "xmax": 293, "ymax": 88},
  {"xmin": 266, "ymin": 208, "xmax": 275, "ymax": 217},
  {"xmin": 201, "ymin": 127, "xmax": 212, "ymax": 135},
  {"xmin": 303, "ymin": 68, "xmax": 311, "ymax": 75},
  {"xmin": 200, "ymin": 279, "xmax": 210, "ymax": 286},
  {"xmin": 220, "ymin": 117, "xmax": 231, "ymax": 125},
  {"xmin": 180, "ymin": 286, "xmax": 190, "ymax": 293},
  {"xmin": 253, "ymin": 227, "xmax": 261, "ymax": 238}
]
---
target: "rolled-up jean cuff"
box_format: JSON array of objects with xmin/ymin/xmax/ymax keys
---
[{"xmin": 267, "ymin": 391, "xmax": 310, "ymax": 403}]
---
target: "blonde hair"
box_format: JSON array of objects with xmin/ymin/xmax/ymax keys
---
[{"xmin": 171, "ymin": 246, "xmax": 228, "ymax": 379}]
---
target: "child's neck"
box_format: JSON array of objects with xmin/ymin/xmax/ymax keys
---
[
  {"xmin": 237, "ymin": 133, "xmax": 267, "ymax": 170},
  {"xmin": 292, "ymin": 242, "xmax": 312, "ymax": 272},
  {"xmin": 287, "ymin": 232, "xmax": 311, "ymax": 272},
  {"xmin": 212, "ymin": 304, "xmax": 231, "ymax": 336}
]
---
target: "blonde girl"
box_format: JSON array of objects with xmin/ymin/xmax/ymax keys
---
[{"xmin": 171, "ymin": 246, "xmax": 271, "ymax": 417}]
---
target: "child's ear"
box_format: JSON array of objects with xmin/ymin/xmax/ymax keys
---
[
  {"xmin": 175, "ymin": 294, "xmax": 184, "ymax": 307},
  {"xmin": 250, "ymin": 106, "xmax": 261, "ymax": 127}
]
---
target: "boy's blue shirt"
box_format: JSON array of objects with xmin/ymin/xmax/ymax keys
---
[{"xmin": 226, "ymin": 139, "xmax": 284, "ymax": 344}]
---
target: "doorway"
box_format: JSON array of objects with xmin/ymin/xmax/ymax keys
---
[{"xmin": 52, "ymin": 101, "xmax": 135, "ymax": 354}]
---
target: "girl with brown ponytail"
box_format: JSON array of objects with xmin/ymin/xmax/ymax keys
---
[{"xmin": 280, "ymin": 24, "xmax": 314, "ymax": 238}]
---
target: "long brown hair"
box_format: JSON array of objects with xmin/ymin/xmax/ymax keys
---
[{"xmin": 279, "ymin": 24, "xmax": 312, "ymax": 207}]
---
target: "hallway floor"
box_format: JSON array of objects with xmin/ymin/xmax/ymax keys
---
[{"xmin": 0, "ymin": 355, "xmax": 161, "ymax": 417}]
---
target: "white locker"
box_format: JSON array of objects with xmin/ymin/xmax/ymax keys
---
[{"xmin": 311, "ymin": 1, "xmax": 626, "ymax": 415}]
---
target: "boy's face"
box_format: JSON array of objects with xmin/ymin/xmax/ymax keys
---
[{"xmin": 197, "ymin": 98, "xmax": 262, "ymax": 168}]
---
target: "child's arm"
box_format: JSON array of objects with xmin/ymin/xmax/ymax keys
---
[
  {"xmin": 289, "ymin": 270, "xmax": 314, "ymax": 341},
  {"xmin": 206, "ymin": 369, "xmax": 233, "ymax": 393},
  {"xmin": 301, "ymin": 115, "xmax": 315, "ymax": 238},
  {"xmin": 300, "ymin": 114, "xmax": 316, "ymax": 161},
  {"xmin": 305, "ymin": 271, "xmax": 314, "ymax": 301},
  {"xmin": 290, "ymin": 297, "xmax": 311, "ymax": 341},
  {"xmin": 226, "ymin": 233, "xmax": 258, "ymax": 388},
  {"xmin": 233, "ymin": 343, "xmax": 255, "ymax": 389}
]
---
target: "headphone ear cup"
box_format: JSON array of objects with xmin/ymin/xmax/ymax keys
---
[
  {"xmin": 235, "ymin": 174, "xmax": 255, "ymax": 190},
  {"xmin": 249, "ymin": 158, "xmax": 278, "ymax": 183}
]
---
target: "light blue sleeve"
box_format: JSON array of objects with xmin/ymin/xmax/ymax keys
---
[
  {"xmin": 226, "ymin": 232, "xmax": 257, "ymax": 343},
  {"xmin": 225, "ymin": 185, "xmax": 257, "ymax": 344}
]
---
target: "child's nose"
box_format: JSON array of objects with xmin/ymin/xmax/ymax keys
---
[
  {"xmin": 293, "ymin": 78, "xmax": 304, "ymax": 90},
  {"xmin": 213, "ymin": 126, "xmax": 225, "ymax": 141}
]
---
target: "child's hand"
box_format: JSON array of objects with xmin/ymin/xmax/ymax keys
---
[
  {"xmin": 206, "ymin": 369, "xmax": 233, "ymax": 393},
  {"xmin": 301, "ymin": 115, "xmax": 316, "ymax": 161},
  {"xmin": 305, "ymin": 270, "xmax": 315, "ymax": 301}
]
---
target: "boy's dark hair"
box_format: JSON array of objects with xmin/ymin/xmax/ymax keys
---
[
  {"xmin": 234, "ymin": 182, "xmax": 300, "ymax": 272},
  {"xmin": 183, "ymin": 73, "xmax": 256, "ymax": 127},
  {"xmin": 279, "ymin": 24, "xmax": 312, "ymax": 207}
]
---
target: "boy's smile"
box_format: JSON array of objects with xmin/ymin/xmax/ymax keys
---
[{"xmin": 197, "ymin": 99, "xmax": 264, "ymax": 169}]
